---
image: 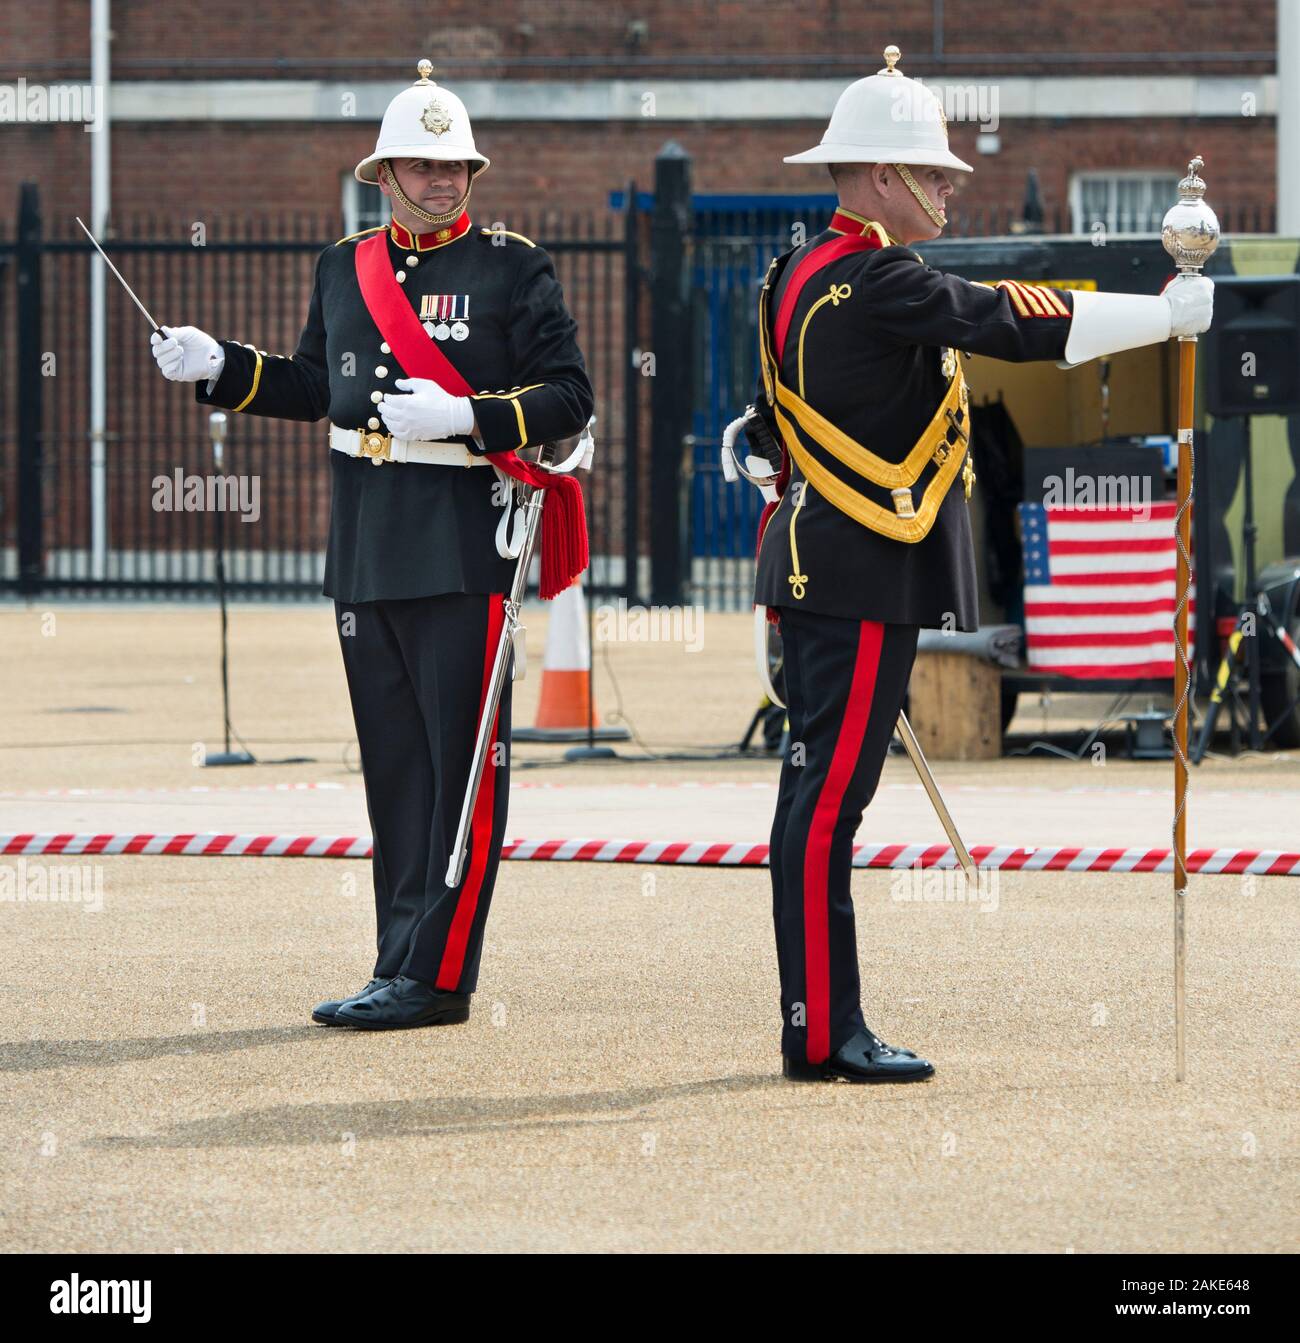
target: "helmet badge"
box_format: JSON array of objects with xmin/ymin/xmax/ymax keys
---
[{"xmin": 421, "ymin": 100, "xmax": 453, "ymax": 137}]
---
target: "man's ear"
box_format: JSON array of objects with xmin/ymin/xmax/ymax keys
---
[{"xmin": 872, "ymin": 163, "xmax": 892, "ymax": 195}]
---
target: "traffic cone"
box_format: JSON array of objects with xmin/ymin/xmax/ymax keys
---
[
  {"xmin": 512, "ymin": 582, "xmax": 630, "ymax": 743},
  {"xmin": 536, "ymin": 582, "xmax": 596, "ymax": 730}
]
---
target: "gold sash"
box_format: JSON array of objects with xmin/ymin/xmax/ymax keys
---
[{"xmin": 758, "ymin": 260, "xmax": 972, "ymax": 545}]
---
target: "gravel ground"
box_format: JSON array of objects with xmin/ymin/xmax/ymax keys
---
[{"xmin": 1, "ymin": 603, "xmax": 1295, "ymax": 1252}]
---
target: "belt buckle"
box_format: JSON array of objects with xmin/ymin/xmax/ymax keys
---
[{"xmin": 360, "ymin": 430, "xmax": 392, "ymax": 466}]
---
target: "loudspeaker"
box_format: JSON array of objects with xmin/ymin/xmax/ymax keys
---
[{"xmin": 1204, "ymin": 274, "xmax": 1300, "ymax": 418}]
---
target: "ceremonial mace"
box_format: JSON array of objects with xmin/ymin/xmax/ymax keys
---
[{"xmin": 1161, "ymin": 157, "xmax": 1219, "ymax": 1082}]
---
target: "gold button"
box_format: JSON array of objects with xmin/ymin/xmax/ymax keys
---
[
  {"xmin": 375, "ymin": 365, "xmax": 388, "ymax": 378},
  {"xmin": 370, "ymin": 391, "xmax": 383, "ymax": 404},
  {"xmin": 406, "ymin": 255, "xmax": 418, "ymax": 267},
  {"xmin": 380, "ymin": 342, "xmax": 391, "ymax": 354},
  {"xmin": 368, "ymin": 417, "xmax": 380, "ymax": 430},
  {"xmin": 395, "ymin": 270, "xmax": 406, "ymax": 283}
]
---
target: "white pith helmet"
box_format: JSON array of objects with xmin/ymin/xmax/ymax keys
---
[
  {"xmin": 353, "ymin": 60, "xmax": 490, "ymax": 185},
  {"xmin": 784, "ymin": 45, "xmax": 973, "ymax": 173}
]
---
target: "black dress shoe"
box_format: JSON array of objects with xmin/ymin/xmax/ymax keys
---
[
  {"xmin": 783, "ymin": 1028, "xmax": 934, "ymax": 1083},
  {"xmin": 333, "ymin": 975, "xmax": 471, "ymax": 1030},
  {"xmin": 312, "ymin": 977, "xmax": 393, "ymax": 1026}
]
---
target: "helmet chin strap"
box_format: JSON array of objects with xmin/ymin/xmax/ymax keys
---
[
  {"xmin": 381, "ymin": 159, "xmax": 474, "ymax": 229},
  {"xmin": 893, "ymin": 164, "xmax": 947, "ymax": 230}
]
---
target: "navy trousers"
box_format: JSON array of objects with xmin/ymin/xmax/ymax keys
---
[
  {"xmin": 335, "ymin": 592, "xmax": 511, "ymax": 993},
  {"xmin": 768, "ymin": 608, "xmax": 920, "ymax": 1063}
]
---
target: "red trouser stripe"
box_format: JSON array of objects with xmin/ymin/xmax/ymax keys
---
[
  {"xmin": 435, "ymin": 595, "xmax": 507, "ymax": 991},
  {"xmin": 802, "ymin": 620, "xmax": 884, "ymax": 1063}
]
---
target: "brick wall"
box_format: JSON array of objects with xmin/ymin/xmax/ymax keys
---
[
  {"xmin": 1, "ymin": 1, "xmax": 1277, "ymax": 79},
  {"xmin": 0, "ymin": 1, "xmax": 1281, "ymax": 572},
  {"xmin": 3, "ymin": 116, "xmax": 1277, "ymax": 235}
]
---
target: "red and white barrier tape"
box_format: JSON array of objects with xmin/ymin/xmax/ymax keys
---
[
  {"xmin": 0, "ymin": 782, "xmax": 354, "ymax": 799},
  {"xmin": 1, "ymin": 833, "xmax": 1297, "ymax": 875}
]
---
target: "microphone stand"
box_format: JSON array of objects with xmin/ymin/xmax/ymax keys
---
[{"xmin": 203, "ymin": 410, "xmax": 255, "ymax": 767}]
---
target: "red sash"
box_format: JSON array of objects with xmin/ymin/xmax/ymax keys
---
[
  {"xmin": 353, "ymin": 231, "xmax": 587, "ymax": 599},
  {"xmin": 355, "ymin": 232, "xmax": 477, "ymax": 396}
]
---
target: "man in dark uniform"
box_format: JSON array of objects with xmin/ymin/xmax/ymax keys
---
[
  {"xmin": 750, "ymin": 47, "xmax": 1213, "ymax": 1083},
  {"xmin": 151, "ymin": 61, "xmax": 593, "ymax": 1030}
]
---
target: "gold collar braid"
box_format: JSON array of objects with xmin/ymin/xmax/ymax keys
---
[{"xmin": 380, "ymin": 159, "xmax": 474, "ymax": 229}]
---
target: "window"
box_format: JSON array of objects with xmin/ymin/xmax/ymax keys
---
[
  {"xmin": 1070, "ymin": 172, "xmax": 1181, "ymax": 236},
  {"xmin": 341, "ymin": 173, "xmax": 388, "ymax": 238}
]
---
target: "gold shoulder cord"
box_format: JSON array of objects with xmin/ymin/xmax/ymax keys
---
[
  {"xmin": 756, "ymin": 235, "xmax": 976, "ymax": 549},
  {"xmin": 797, "ymin": 283, "xmax": 851, "ymax": 398},
  {"xmin": 787, "ymin": 279, "xmax": 852, "ymax": 600},
  {"xmin": 787, "ymin": 481, "xmax": 809, "ymax": 600}
]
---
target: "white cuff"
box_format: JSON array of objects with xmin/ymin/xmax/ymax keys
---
[
  {"xmin": 205, "ymin": 346, "xmax": 226, "ymax": 392},
  {"xmin": 1059, "ymin": 289, "xmax": 1172, "ymax": 368},
  {"xmin": 450, "ymin": 394, "xmax": 476, "ymax": 437}
]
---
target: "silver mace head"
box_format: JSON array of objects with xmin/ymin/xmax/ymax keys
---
[{"xmin": 1161, "ymin": 156, "xmax": 1220, "ymax": 274}]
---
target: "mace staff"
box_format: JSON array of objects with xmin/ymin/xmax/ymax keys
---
[{"xmin": 1161, "ymin": 156, "xmax": 1219, "ymax": 1083}]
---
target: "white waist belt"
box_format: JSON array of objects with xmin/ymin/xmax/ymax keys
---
[
  {"xmin": 329, "ymin": 423, "xmax": 489, "ymax": 468},
  {"xmin": 330, "ymin": 422, "xmax": 525, "ymax": 560}
]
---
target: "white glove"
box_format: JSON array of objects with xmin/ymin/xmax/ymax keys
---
[
  {"xmin": 1060, "ymin": 277, "xmax": 1213, "ymax": 367},
  {"xmin": 379, "ymin": 377, "xmax": 476, "ymax": 441},
  {"xmin": 151, "ymin": 325, "xmax": 224, "ymax": 382},
  {"xmin": 1164, "ymin": 274, "xmax": 1214, "ymax": 338}
]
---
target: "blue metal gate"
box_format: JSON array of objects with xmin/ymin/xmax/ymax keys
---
[{"xmin": 690, "ymin": 195, "xmax": 835, "ymax": 605}]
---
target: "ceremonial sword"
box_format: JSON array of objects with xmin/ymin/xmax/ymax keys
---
[
  {"xmin": 724, "ymin": 414, "xmax": 980, "ymax": 886},
  {"xmin": 444, "ymin": 429, "xmax": 593, "ymax": 889}
]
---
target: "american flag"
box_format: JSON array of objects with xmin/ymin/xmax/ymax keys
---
[{"xmin": 1019, "ymin": 501, "xmax": 1195, "ymax": 679}]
